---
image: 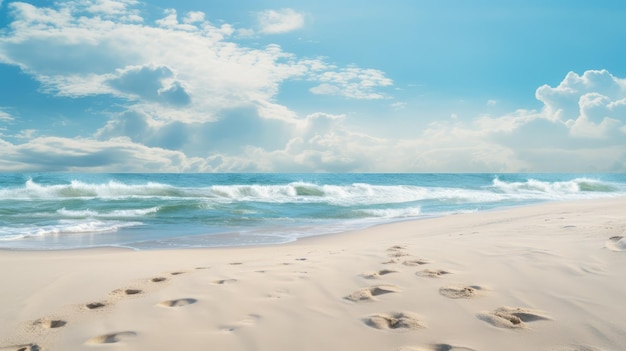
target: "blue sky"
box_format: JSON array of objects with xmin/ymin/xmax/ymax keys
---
[{"xmin": 0, "ymin": 0, "xmax": 625, "ymax": 172}]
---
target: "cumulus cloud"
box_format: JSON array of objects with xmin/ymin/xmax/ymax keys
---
[
  {"xmin": 257, "ymin": 8, "xmax": 304, "ymax": 34},
  {"xmin": 0, "ymin": 0, "xmax": 390, "ymax": 128},
  {"xmin": 107, "ymin": 65, "xmax": 191, "ymax": 106},
  {"xmin": 536, "ymin": 69, "xmax": 626, "ymax": 138},
  {"xmin": 184, "ymin": 11, "xmax": 205, "ymax": 24}
]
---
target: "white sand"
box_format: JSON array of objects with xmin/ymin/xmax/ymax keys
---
[{"xmin": 1, "ymin": 197, "xmax": 625, "ymax": 351}]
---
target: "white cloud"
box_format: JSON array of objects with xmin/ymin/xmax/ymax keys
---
[
  {"xmin": 15, "ymin": 129, "xmax": 36, "ymax": 139},
  {"xmin": 0, "ymin": 136, "xmax": 211, "ymax": 172},
  {"xmin": 309, "ymin": 83, "xmax": 340, "ymax": 96},
  {"xmin": 0, "ymin": 109, "xmax": 13, "ymax": 121},
  {"xmin": 257, "ymin": 8, "xmax": 304, "ymax": 34},
  {"xmin": 0, "ymin": 1, "xmax": 390, "ymax": 128},
  {"xmin": 569, "ymin": 92, "xmax": 623, "ymax": 138},
  {"xmin": 106, "ymin": 64, "xmax": 191, "ymax": 106},
  {"xmin": 79, "ymin": 0, "xmax": 139, "ymax": 16},
  {"xmin": 536, "ymin": 69, "xmax": 626, "ymax": 138},
  {"xmin": 183, "ymin": 11, "xmax": 205, "ymax": 24},
  {"xmin": 391, "ymin": 102, "xmax": 407, "ymax": 110},
  {"xmin": 309, "ymin": 67, "xmax": 393, "ymax": 99}
]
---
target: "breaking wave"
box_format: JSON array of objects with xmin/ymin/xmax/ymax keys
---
[
  {"xmin": 1, "ymin": 173, "xmax": 624, "ymax": 249},
  {"xmin": 3, "ymin": 177, "xmax": 621, "ymax": 205},
  {"xmin": 0, "ymin": 220, "xmax": 142, "ymax": 241}
]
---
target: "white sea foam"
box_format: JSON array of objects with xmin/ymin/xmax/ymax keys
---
[
  {"xmin": 490, "ymin": 177, "xmax": 618, "ymax": 200},
  {"xmin": 356, "ymin": 207, "xmax": 423, "ymax": 218},
  {"xmin": 207, "ymin": 182, "xmax": 434, "ymax": 207},
  {"xmin": 2, "ymin": 177, "xmax": 621, "ymax": 204},
  {"xmin": 57, "ymin": 207, "xmax": 159, "ymax": 218},
  {"xmin": 0, "ymin": 179, "xmax": 181, "ymax": 200},
  {"xmin": 57, "ymin": 208, "xmax": 99, "ymax": 217},
  {"xmin": 0, "ymin": 220, "xmax": 142, "ymax": 241}
]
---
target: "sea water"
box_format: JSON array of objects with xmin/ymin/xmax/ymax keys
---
[{"xmin": 0, "ymin": 173, "xmax": 624, "ymax": 250}]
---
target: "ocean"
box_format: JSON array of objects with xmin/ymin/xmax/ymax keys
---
[{"xmin": 0, "ymin": 173, "xmax": 625, "ymax": 250}]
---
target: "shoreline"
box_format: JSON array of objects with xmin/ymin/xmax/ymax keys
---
[
  {"xmin": 0, "ymin": 197, "xmax": 619, "ymax": 253},
  {"xmin": 1, "ymin": 197, "xmax": 625, "ymax": 350}
]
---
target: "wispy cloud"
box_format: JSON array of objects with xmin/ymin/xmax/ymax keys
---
[
  {"xmin": 309, "ymin": 67, "xmax": 393, "ymax": 99},
  {"xmin": 257, "ymin": 8, "xmax": 304, "ymax": 34},
  {"xmin": 0, "ymin": 109, "xmax": 13, "ymax": 122}
]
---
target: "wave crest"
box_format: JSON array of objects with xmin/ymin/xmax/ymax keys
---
[
  {"xmin": 0, "ymin": 220, "xmax": 142, "ymax": 241},
  {"xmin": 57, "ymin": 207, "xmax": 159, "ymax": 218},
  {"xmin": 491, "ymin": 177, "xmax": 618, "ymax": 198}
]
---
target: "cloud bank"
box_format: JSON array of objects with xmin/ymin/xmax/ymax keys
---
[{"xmin": 0, "ymin": 1, "xmax": 624, "ymax": 172}]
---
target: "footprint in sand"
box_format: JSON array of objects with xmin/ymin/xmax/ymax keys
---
[
  {"xmin": 345, "ymin": 285, "xmax": 401, "ymax": 302},
  {"xmin": 213, "ymin": 279, "xmax": 238, "ymax": 285},
  {"xmin": 416, "ymin": 269, "xmax": 451, "ymax": 278},
  {"xmin": 361, "ymin": 269, "xmax": 398, "ymax": 279},
  {"xmin": 158, "ymin": 298, "xmax": 198, "ymax": 308},
  {"xmin": 32, "ymin": 318, "xmax": 66, "ymax": 329},
  {"xmin": 110, "ymin": 288, "xmax": 143, "ymax": 297},
  {"xmin": 382, "ymin": 259, "xmax": 400, "ymax": 264},
  {"xmin": 606, "ymin": 236, "xmax": 625, "ymax": 251},
  {"xmin": 170, "ymin": 271, "xmax": 186, "ymax": 276},
  {"xmin": 395, "ymin": 345, "xmax": 476, "ymax": 351},
  {"xmin": 388, "ymin": 251, "xmax": 411, "ymax": 258},
  {"xmin": 478, "ymin": 306, "xmax": 550, "ymax": 329},
  {"xmin": 439, "ymin": 285, "xmax": 485, "ymax": 299},
  {"xmin": 85, "ymin": 331, "xmax": 137, "ymax": 344},
  {"xmin": 387, "ymin": 245, "xmax": 408, "ymax": 252},
  {"xmin": 85, "ymin": 302, "xmax": 108, "ymax": 310},
  {"xmin": 387, "ymin": 245, "xmax": 411, "ymax": 257},
  {"xmin": 151, "ymin": 276, "xmax": 168, "ymax": 283},
  {"xmin": 403, "ymin": 259, "xmax": 430, "ymax": 266},
  {"xmin": 219, "ymin": 314, "xmax": 261, "ymax": 332},
  {"xmin": 431, "ymin": 345, "xmax": 476, "ymax": 351},
  {"xmin": 0, "ymin": 344, "xmax": 41, "ymax": 351},
  {"xmin": 363, "ymin": 312, "xmax": 425, "ymax": 331}
]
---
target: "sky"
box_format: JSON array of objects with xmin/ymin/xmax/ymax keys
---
[{"xmin": 0, "ymin": 0, "xmax": 625, "ymax": 173}]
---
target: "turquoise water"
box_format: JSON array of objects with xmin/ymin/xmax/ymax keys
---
[{"xmin": 0, "ymin": 173, "xmax": 625, "ymax": 250}]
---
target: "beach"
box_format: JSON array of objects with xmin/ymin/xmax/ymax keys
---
[{"xmin": 1, "ymin": 197, "xmax": 625, "ymax": 351}]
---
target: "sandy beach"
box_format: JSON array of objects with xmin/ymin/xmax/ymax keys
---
[{"xmin": 1, "ymin": 197, "xmax": 625, "ymax": 351}]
